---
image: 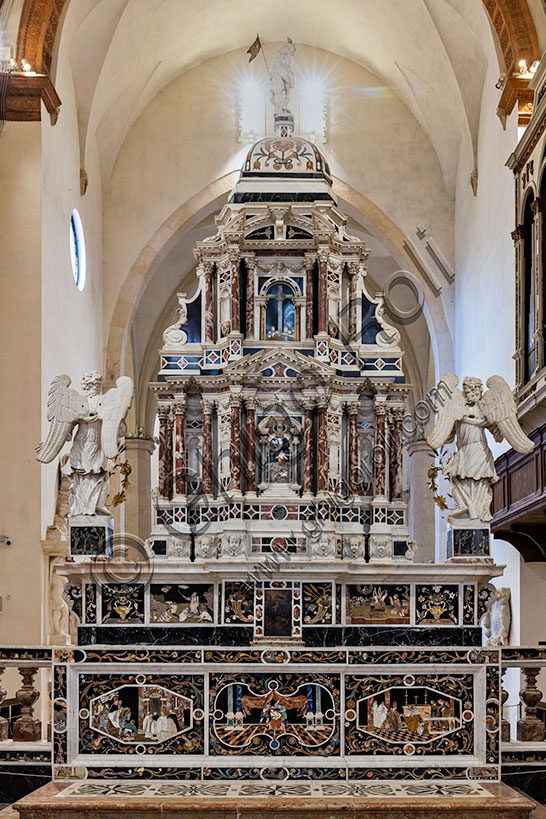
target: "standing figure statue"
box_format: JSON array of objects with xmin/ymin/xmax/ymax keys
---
[
  {"xmin": 36, "ymin": 372, "xmax": 134, "ymax": 516},
  {"xmin": 427, "ymin": 374, "xmax": 533, "ymax": 522},
  {"xmin": 269, "ymin": 37, "xmax": 297, "ymax": 115}
]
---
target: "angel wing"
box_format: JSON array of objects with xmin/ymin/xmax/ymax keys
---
[
  {"xmin": 427, "ymin": 373, "xmax": 466, "ymax": 450},
  {"xmin": 36, "ymin": 375, "xmax": 89, "ymax": 463},
  {"xmin": 480, "ymin": 375, "xmax": 534, "ymax": 454},
  {"xmin": 96, "ymin": 376, "xmax": 134, "ymax": 458}
]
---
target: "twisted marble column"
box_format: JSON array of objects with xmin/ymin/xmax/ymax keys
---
[
  {"xmin": 305, "ymin": 254, "xmax": 315, "ymax": 339},
  {"xmin": 229, "ymin": 393, "xmax": 242, "ymax": 492},
  {"xmin": 158, "ymin": 404, "xmax": 173, "ymax": 500},
  {"xmin": 302, "ymin": 399, "xmax": 315, "ymax": 494},
  {"xmin": 201, "ymin": 261, "xmax": 215, "ymax": 343},
  {"xmin": 174, "ymin": 396, "xmax": 187, "ymax": 496},
  {"xmin": 348, "ymin": 400, "xmax": 360, "ymax": 496},
  {"xmin": 348, "ymin": 261, "xmax": 360, "ymax": 342},
  {"xmin": 388, "ymin": 405, "xmax": 404, "ymax": 500},
  {"xmin": 229, "ymin": 248, "xmax": 240, "ymax": 334},
  {"xmin": 245, "ymin": 256, "xmax": 256, "ymax": 339},
  {"xmin": 317, "ymin": 397, "xmax": 329, "ymax": 493},
  {"xmin": 245, "ymin": 396, "xmax": 257, "ymax": 493},
  {"xmin": 318, "ymin": 247, "xmax": 328, "ymax": 335},
  {"xmin": 373, "ymin": 399, "xmax": 387, "ymax": 498},
  {"xmin": 201, "ymin": 399, "xmax": 214, "ymax": 495}
]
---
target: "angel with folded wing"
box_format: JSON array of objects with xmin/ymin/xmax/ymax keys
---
[
  {"xmin": 427, "ymin": 374, "xmax": 533, "ymax": 522},
  {"xmin": 36, "ymin": 371, "xmax": 134, "ymax": 517}
]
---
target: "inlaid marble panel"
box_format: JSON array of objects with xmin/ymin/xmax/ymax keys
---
[
  {"xmin": 346, "ymin": 584, "xmax": 410, "ymax": 625},
  {"xmin": 150, "ymin": 583, "xmax": 214, "ymax": 624}
]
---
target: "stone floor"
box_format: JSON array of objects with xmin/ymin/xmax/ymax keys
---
[{"xmin": 11, "ymin": 780, "xmax": 538, "ymax": 818}]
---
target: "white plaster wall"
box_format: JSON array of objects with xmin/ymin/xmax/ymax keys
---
[
  {"xmin": 454, "ymin": 55, "xmax": 518, "ymax": 389},
  {"xmin": 40, "ymin": 38, "xmax": 104, "ymax": 537},
  {"xmin": 0, "ymin": 123, "xmax": 43, "ymax": 644}
]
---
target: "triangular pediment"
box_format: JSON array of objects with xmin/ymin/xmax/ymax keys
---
[{"xmin": 223, "ymin": 347, "xmax": 335, "ymax": 381}]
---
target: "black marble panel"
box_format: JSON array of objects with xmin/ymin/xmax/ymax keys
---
[
  {"xmin": 502, "ymin": 768, "xmax": 546, "ymax": 805},
  {"xmin": 78, "ymin": 626, "xmax": 254, "ymax": 646},
  {"xmin": 0, "ymin": 766, "xmax": 51, "ymax": 802},
  {"xmin": 302, "ymin": 626, "xmax": 483, "ymax": 647}
]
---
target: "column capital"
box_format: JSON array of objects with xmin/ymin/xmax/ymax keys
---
[
  {"xmin": 531, "ymin": 197, "xmax": 542, "ymax": 216},
  {"xmin": 201, "ymin": 397, "xmax": 215, "ymax": 416},
  {"xmin": 512, "ymin": 224, "xmax": 524, "ymax": 243},
  {"xmin": 174, "ymin": 396, "xmax": 187, "ymax": 415},
  {"xmin": 227, "ymin": 246, "xmax": 240, "ymax": 264},
  {"xmin": 157, "ymin": 403, "xmax": 171, "ymax": 420},
  {"xmin": 304, "ymin": 252, "xmax": 317, "ymax": 270},
  {"xmin": 243, "ymin": 254, "xmax": 256, "ymax": 271},
  {"xmin": 347, "ymin": 399, "xmax": 360, "ymax": 415},
  {"xmin": 347, "ymin": 260, "xmax": 360, "ymax": 278},
  {"xmin": 374, "ymin": 398, "xmax": 388, "ymax": 416},
  {"xmin": 317, "ymin": 246, "xmax": 330, "ymax": 264},
  {"xmin": 244, "ymin": 394, "xmax": 258, "ymax": 410}
]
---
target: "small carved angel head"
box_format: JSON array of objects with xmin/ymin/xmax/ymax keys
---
[
  {"xmin": 81, "ymin": 371, "xmax": 103, "ymax": 395},
  {"xmin": 462, "ymin": 376, "xmax": 483, "ymax": 403}
]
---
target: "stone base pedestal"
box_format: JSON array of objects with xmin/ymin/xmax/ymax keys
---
[
  {"xmin": 69, "ymin": 515, "xmax": 113, "ymax": 557},
  {"xmin": 517, "ymin": 716, "xmax": 546, "ymax": 742},
  {"xmin": 447, "ymin": 521, "xmax": 491, "ymax": 561},
  {"xmin": 12, "ymin": 717, "xmax": 41, "ymax": 742},
  {"xmin": 0, "ymin": 715, "xmax": 8, "ymax": 740},
  {"xmin": 12, "ymin": 781, "xmax": 538, "ymax": 819}
]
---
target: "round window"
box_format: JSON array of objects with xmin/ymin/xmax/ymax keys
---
[{"xmin": 69, "ymin": 209, "xmax": 86, "ymax": 291}]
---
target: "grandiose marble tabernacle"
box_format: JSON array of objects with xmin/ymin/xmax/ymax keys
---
[{"xmin": 47, "ymin": 42, "xmax": 509, "ymax": 788}]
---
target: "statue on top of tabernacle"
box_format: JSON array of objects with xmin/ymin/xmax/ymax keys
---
[
  {"xmin": 269, "ymin": 37, "xmax": 297, "ymax": 115},
  {"xmin": 427, "ymin": 374, "xmax": 533, "ymax": 522},
  {"xmin": 36, "ymin": 371, "xmax": 134, "ymax": 516}
]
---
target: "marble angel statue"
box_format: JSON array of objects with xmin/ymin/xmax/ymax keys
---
[
  {"xmin": 427, "ymin": 374, "xmax": 533, "ymax": 522},
  {"xmin": 36, "ymin": 371, "xmax": 134, "ymax": 517},
  {"xmin": 269, "ymin": 37, "xmax": 297, "ymax": 114}
]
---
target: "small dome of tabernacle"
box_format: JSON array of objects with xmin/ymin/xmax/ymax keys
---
[{"xmin": 242, "ymin": 136, "xmax": 332, "ymax": 184}]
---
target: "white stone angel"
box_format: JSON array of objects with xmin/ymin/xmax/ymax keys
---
[
  {"xmin": 427, "ymin": 374, "xmax": 533, "ymax": 522},
  {"xmin": 36, "ymin": 371, "xmax": 134, "ymax": 517},
  {"xmin": 269, "ymin": 37, "xmax": 297, "ymax": 115}
]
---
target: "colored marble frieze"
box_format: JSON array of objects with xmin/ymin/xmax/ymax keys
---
[
  {"xmin": 209, "ymin": 672, "xmax": 340, "ymax": 757},
  {"xmin": 345, "ymin": 673, "xmax": 474, "ymax": 756},
  {"xmin": 346, "ymin": 584, "xmax": 410, "ymax": 625},
  {"xmin": 223, "ymin": 581, "xmax": 254, "ymax": 625},
  {"xmin": 415, "ymin": 585, "xmax": 459, "ymax": 625},
  {"xmin": 79, "ymin": 673, "xmax": 204, "ymax": 755},
  {"xmin": 303, "ymin": 583, "xmax": 332, "ymax": 625},
  {"xmin": 101, "ymin": 584, "xmax": 145, "ymax": 624},
  {"xmin": 150, "ymin": 583, "xmax": 214, "ymax": 624}
]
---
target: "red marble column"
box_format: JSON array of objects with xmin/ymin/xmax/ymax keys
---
[
  {"xmin": 348, "ymin": 262, "xmax": 360, "ymax": 342},
  {"xmin": 245, "ymin": 397, "xmax": 256, "ymax": 493},
  {"xmin": 229, "ymin": 394, "xmax": 242, "ymax": 492},
  {"xmin": 174, "ymin": 396, "xmax": 187, "ymax": 496},
  {"xmin": 305, "ymin": 255, "xmax": 315, "ymax": 339},
  {"xmin": 158, "ymin": 404, "xmax": 173, "ymax": 500},
  {"xmin": 348, "ymin": 400, "xmax": 360, "ymax": 496},
  {"xmin": 245, "ymin": 256, "xmax": 255, "ymax": 339},
  {"xmin": 202, "ymin": 261, "xmax": 215, "ymax": 343},
  {"xmin": 302, "ymin": 400, "xmax": 314, "ymax": 494},
  {"xmin": 201, "ymin": 399, "xmax": 213, "ymax": 495},
  {"xmin": 374, "ymin": 400, "xmax": 387, "ymax": 498},
  {"xmin": 229, "ymin": 248, "xmax": 240, "ymax": 333},
  {"xmin": 318, "ymin": 248, "xmax": 328, "ymax": 334},
  {"xmin": 388, "ymin": 405, "xmax": 404, "ymax": 500},
  {"xmin": 317, "ymin": 398, "xmax": 329, "ymax": 493}
]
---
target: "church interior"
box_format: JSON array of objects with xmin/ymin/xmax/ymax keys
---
[{"xmin": 3, "ymin": 0, "xmax": 546, "ymax": 816}]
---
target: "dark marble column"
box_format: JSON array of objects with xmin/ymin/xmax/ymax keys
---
[
  {"xmin": 158, "ymin": 404, "xmax": 173, "ymax": 500},
  {"xmin": 302, "ymin": 399, "xmax": 314, "ymax": 494},
  {"xmin": 202, "ymin": 261, "xmax": 215, "ymax": 343},
  {"xmin": 512, "ymin": 225, "xmax": 525, "ymax": 389},
  {"xmin": 245, "ymin": 256, "xmax": 255, "ymax": 339},
  {"xmin": 305, "ymin": 254, "xmax": 315, "ymax": 339},
  {"xmin": 174, "ymin": 396, "xmax": 187, "ymax": 496},
  {"xmin": 229, "ymin": 393, "xmax": 242, "ymax": 492},
  {"xmin": 245, "ymin": 396, "xmax": 257, "ymax": 493},
  {"xmin": 388, "ymin": 405, "xmax": 404, "ymax": 500},
  {"xmin": 531, "ymin": 197, "xmax": 543, "ymax": 373},
  {"xmin": 317, "ymin": 397, "xmax": 329, "ymax": 493},
  {"xmin": 348, "ymin": 400, "xmax": 360, "ymax": 496},
  {"xmin": 318, "ymin": 247, "xmax": 328, "ymax": 335},
  {"xmin": 201, "ymin": 399, "xmax": 213, "ymax": 495},
  {"xmin": 229, "ymin": 248, "xmax": 240, "ymax": 334},
  {"xmin": 373, "ymin": 399, "xmax": 387, "ymax": 498}
]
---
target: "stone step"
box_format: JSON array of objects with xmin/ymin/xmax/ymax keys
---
[{"xmin": 11, "ymin": 781, "xmax": 538, "ymax": 819}]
